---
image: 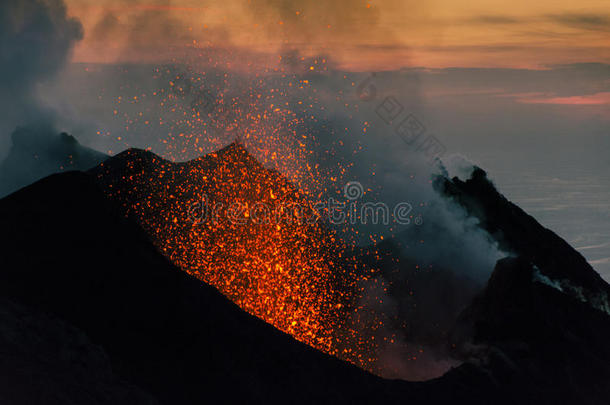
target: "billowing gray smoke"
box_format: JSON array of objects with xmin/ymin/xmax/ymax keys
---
[
  {"xmin": 0, "ymin": 0, "xmax": 102, "ymax": 196},
  {"xmin": 271, "ymin": 70, "xmax": 505, "ymax": 379}
]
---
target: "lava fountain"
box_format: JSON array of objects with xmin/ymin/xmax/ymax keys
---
[{"xmin": 92, "ymin": 142, "xmax": 369, "ymax": 359}]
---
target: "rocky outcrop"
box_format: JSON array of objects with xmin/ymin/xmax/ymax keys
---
[{"xmin": 436, "ymin": 167, "xmax": 610, "ymax": 313}]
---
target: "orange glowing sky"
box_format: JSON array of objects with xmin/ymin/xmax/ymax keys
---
[{"xmin": 66, "ymin": 0, "xmax": 610, "ymax": 70}]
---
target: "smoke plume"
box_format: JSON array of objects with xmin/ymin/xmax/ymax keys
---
[{"xmin": 0, "ymin": 0, "xmax": 93, "ymax": 196}]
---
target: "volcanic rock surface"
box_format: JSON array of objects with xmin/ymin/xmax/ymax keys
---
[
  {"xmin": 1, "ymin": 148, "xmax": 609, "ymax": 404},
  {"xmin": 436, "ymin": 167, "xmax": 610, "ymax": 312}
]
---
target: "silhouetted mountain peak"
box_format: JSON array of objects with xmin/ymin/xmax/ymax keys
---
[
  {"xmin": 217, "ymin": 140, "xmax": 249, "ymax": 155},
  {"xmin": 0, "ymin": 129, "xmax": 107, "ymax": 198},
  {"xmin": 190, "ymin": 141, "xmax": 262, "ymax": 170},
  {"xmin": 436, "ymin": 167, "xmax": 610, "ymax": 314},
  {"xmin": 98, "ymin": 142, "xmax": 262, "ymax": 177},
  {"xmin": 59, "ymin": 131, "xmax": 78, "ymax": 145}
]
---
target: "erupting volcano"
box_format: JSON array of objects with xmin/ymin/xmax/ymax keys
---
[{"xmin": 2, "ymin": 0, "xmax": 610, "ymax": 402}]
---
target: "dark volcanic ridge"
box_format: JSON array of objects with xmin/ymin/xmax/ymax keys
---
[
  {"xmin": 436, "ymin": 167, "xmax": 610, "ymax": 315},
  {"xmin": 0, "ymin": 145, "xmax": 609, "ymax": 403}
]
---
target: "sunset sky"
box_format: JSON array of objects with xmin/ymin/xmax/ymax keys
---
[{"xmin": 66, "ymin": 0, "xmax": 610, "ymax": 69}]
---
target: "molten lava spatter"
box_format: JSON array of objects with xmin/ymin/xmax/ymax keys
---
[{"xmin": 91, "ymin": 142, "xmax": 360, "ymax": 354}]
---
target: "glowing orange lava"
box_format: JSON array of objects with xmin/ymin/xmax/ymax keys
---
[{"xmin": 93, "ymin": 143, "xmax": 362, "ymax": 355}]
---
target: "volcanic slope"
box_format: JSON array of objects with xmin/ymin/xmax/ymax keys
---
[
  {"xmin": 1, "ymin": 153, "xmax": 610, "ymax": 403},
  {"xmin": 0, "ymin": 170, "xmax": 484, "ymax": 404}
]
